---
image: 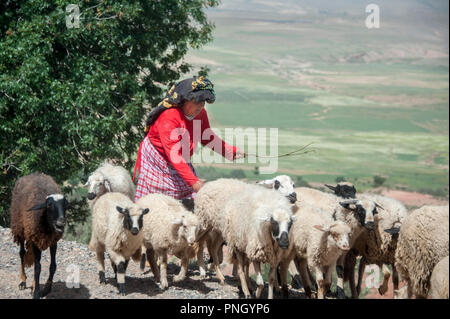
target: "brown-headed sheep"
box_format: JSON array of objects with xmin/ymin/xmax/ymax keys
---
[{"xmin": 10, "ymin": 172, "xmax": 68, "ymax": 299}]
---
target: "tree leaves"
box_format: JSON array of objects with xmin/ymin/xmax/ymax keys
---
[{"xmin": 0, "ymin": 0, "xmax": 219, "ymax": 227}]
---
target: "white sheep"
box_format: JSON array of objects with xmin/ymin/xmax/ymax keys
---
[
  {"xmin": 279, "ymin": 203, "xmax": 351, "ymax": 299},
  {"xmin": 328, "ymin": 198, "xmax": 379, "ymax": 298},
  {"xmin": 195, "ymin": 176, "xmax": 298, "ymax": 284},
  {"xmin": 223, "ymin": 183, "xmax": 295, "ymax": 299},
  {"xmin": 287, "ymin": 182, "xmax": 356, "ymax": 289},
  {"xmin": 344, "ymin": 194, "xmax": 408, "ymax": 298},
  {"xmin": 135, "ymin": 193, "xmax": 203, "ymax": 290},
  {"xmin": 84, "ymin": 160, "xmax": 136, "ymax": 207},
  {"xmin": 395, "ymin": 205, "xmax": 449, "ymax": 299},
  {"xmin": 257, "ymin": 175, "xmax": 297, "ymax": 203},
  {"xmin": 89, "ymin": 192, "xmax": 149, "ymax": 295},
  {"xmin": 430, "ymin": 256, "xmax": 449, "ymax": 299}
]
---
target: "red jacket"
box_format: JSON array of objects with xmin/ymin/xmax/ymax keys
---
[{"xmin": 141, "ymin": 108, "xmax": 237, "ymax": 187}]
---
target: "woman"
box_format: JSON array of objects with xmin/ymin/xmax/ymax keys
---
[{"xmin": 133, "ymin": 76, "xmax": 245, "ymax": 202}]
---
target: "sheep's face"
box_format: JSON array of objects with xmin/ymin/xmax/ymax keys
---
[
  {"xmin": 339, "ymin": 199, "xmax": 376, "ymax": 230},
  {"xmin": 28, "ymin": 194, "xmax": 68, "ymax": 234},
  {"xmin": 116, "ymin": 206, "xmax": 149, "ymax": 236},
  {"xmin": 269, "ymin": 209, "xmax": 296, "ymax": 250},
  {"xmin": 258, "ymin": 175, "xmax": 297, "ymax": 203},
  {"xmin": 329, "ymin": 222, "xmax": 351, "ymax": 251},
  {"xmin": 85, "ymin": 173, "xmax": 111, "ymax": 200},
  {"xmin": 171, "ymin": 213, "xmax": 200, "ymax": 245}
]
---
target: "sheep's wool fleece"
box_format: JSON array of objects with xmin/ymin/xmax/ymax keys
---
[
  {"xmin": 91, "ymin": 192, "xmax": 143, "ymax": 259},
  {"xmin": 194, "ymin": 178, "xmax": 249, "ymax": 231},
  {"xmin": 136, "ymin": 193, "xmax": 198, "ymax": 255},
  {"xmin": 354, "ymin": 194, "xmax": 408, "ymax": 264},
  {"xmin": 223, "ymin": 184, "xmax": 292, "ymax": 265},
  {"xmin": 395, "ymin": 205, "xmax": 449, "ymax": 298},
  {"xmin": 430, "ymin": 256, "xmax": 449, "ymax": 299},
  {"xmin": 289, "ymin": 204, "xmax": 348, "ymax": 268}
]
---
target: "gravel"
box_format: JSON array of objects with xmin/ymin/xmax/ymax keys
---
[{"xmin": 0, "ymin": 226, "xmax": 306, "ymax": 299}]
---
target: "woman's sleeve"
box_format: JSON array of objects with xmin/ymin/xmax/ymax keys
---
[
  {"xmin": 156, "ymin": 115, "xmax": 199, "ymax": 187},
  {"xmin": 200, "ymin": 110, "xmax": 238, "ymax": 161}
]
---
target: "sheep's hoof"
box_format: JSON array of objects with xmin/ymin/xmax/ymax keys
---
[
  {"xmin": 282, "ymin": 287, "xmax": 289, "ymax": 299},
  {"xmin": 99, "ymin": 271, "xmax": 106, "ymax": 284},
  {"xmin": 378, "ymin": 285, "xmax": 388, "ymax": 295},
  {"xmin": 159, "ymin": 281, "xmax": 168, "ymax": 290},
  {"xmin": 335, "ymin": 287, "xmax": 347, "ymax": 299},
  {"xmin": 19, "ymin": 282, "xmax": 26, "ymax": 290},
  {"xmin": 32, "ymin": 289, "xmax": 40, "ymax": 299},
  {"xmin": 118, "ymin": 283, "xmax": 125, "ymax": 296},
  {"xmin": 40, "ymin": 281, "xmax": 52, "ymax": 297}
]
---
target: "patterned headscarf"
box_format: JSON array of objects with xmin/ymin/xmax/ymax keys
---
[{"xmin": 145, "ymin": 76, "xmax": 215, "ymax": 131}]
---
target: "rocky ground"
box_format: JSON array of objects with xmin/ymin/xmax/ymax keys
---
[{"xmin": 0, "ymin": 226, "xmax": 306, "ymax": 299}]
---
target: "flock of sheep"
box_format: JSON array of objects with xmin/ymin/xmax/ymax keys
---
[{"xmin": 9, "ymin": 161, "xmax": 449, "ymax": 299}]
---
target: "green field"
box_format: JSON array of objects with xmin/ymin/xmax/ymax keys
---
[{"xmin": 185, "ymin": 0, "xmax": 449, "ymax": 197}]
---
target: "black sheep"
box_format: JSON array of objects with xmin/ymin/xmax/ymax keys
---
[{"xmin": 10, "ymin": 172, "xmax": 68, "ymax": 299}]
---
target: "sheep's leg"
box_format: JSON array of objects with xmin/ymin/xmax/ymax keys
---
[
  {"xmin": 195, "ymin": 240, "xmax": 207, "ymax": 278},
  {"xmin": 147, "ymin": 248, "xmax": 160, "ymax": 282},
  {"xmin": 211, "ymin": 235, "xmax": 226, "ymax": 285},
  {"xmin": 297, "ymin": 259, "xmax": 313, "ymax": 298},
  {"xmin": 95, "ymin": 244, "xmax": 106, "ymax": 284},
  {"xmin": 335, "ymin": 254, "xmax": 346, "ymax": 299},
  {"xmin": 314, "ymin": 266, "xmax": 325, "ymax": 299},
  {"xmin": 40, "ymin": 243, "xmax": 57, "ymax": 298},
  {"xmin": 140, "ymin": 245, "xmax": 147, "ymax": 272},
  {"xmin": 31, "ymin": 244, "xmax": 42, "ymax": 299},
  {"xmin": 267, "ymin": 263, "xmax": 278, "ymax": 299},
  {"xmin": 347, "ymin": 255, "xmax": 358, "ymax": 298},
  {"xmin": 392, "ymin": 265, "xmax": 400, "ymax": 298},
  {"xmin": 108, "ymin": 250, "xmax": 127, "ymax": 295},
  {"xmin": 356, "ymin": 257, "xmax": 366, "ymax": 297},
  {"xmin": 288, "ymin": 260, "xmax": 303, "ymax": 290},
  {"xmin": 236, "ymin": 252, "xmax": 251, "ymax": 298},
  {"xmin": 174, "ymin": 256, "xmax": 188, "ymax": 282},
  {"xmin": 378, "ymin": 263, "xmax": 391, "ymax": 295},
  {"xmin": 324, "ymin": 264, "xmax": 334, "ymax": 298},
  {"xmin": 253, "ymin": 261, "xmax": 264, "ymax": 298},
  {"xmin": 18, "ymin": 240, "xmax": 27, "ymax": 290},
  {"xmin": 244, "ymin": 260, "xmax": 254, "ymax": 294},
  {"xmin": 159, "ymin": 251, "xmax": 169, "ymax": 290},
  {"xmin": 279, "ymin": 259, "xmax": 290, "ymax": 298}
]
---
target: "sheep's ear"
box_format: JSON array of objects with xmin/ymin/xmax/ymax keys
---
[
  {"xmin": 104, "ymin": 179, "xmax": 112, "ymax": 192},
  {"xmin": 141, "ymin": 208, "xmax": 149, "ymax": 215},
  {"xmin": 171, "ymin": 218, "xmax": 183, "ymax": 225},
  {"xmin": 28, "ymin": 202, "xmax": 47, "ymax": 211},
  {"xmin": 274, "ymin": 180, "xmax": 280, "ymax": 190},
  {"xmin": 291, "ymin": 215, "xmax": 297, "ymax": 222},
  {"xmin": 375, "ymin": 202, "xmax": 385, "ymax": 211},
  {"xmin": 339, "ymin": 199, "xmax": 358, "ymax": 211},
  {"xmin": 116, "ymin": 206, "xmax": 125, "ymax": 214},
  {"xmin": 324, "ymin": 184, "xmax": 336, "ymax": 192},
  {"xmin": 82, "ymin": 180, "xmax": 89, "ymax": 188},
  {"xmin": 384, "ymin": 227, "xmax": 400, "ymax": 235},
  {"xmin": 313, "ymin": 225, "xmax": 329, "ymax": 232},
  {"xmin": 258, "ymin": 215, "xmax": 270, "ymax": 222},
  {"xmin": 257, "ymin": 178, "xmax": 274, "ymax": 189},
  {"xmin": 181, "ymin": 198, "xmax": 195, "ymax": 212}
]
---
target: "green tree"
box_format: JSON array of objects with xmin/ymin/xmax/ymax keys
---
[{"xmin": 0, "ymin": 0, "xmax": 219, "ymax": 227}]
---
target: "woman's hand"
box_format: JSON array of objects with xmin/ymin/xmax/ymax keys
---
[
  {"xmin": 234, "ymin": 149, "xmax": 246, "ymax": 160},
  {"xmin": 192, "ymin": 179, "xmax": 205, "ymax": 192}
]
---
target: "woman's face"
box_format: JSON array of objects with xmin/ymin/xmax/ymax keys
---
[{"xmin": 182, "ymin": 100, "xmax": 205, "ymax": 118}]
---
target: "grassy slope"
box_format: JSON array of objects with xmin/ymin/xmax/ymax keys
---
[{"xmin": 185, "ymin": 0, "xmax": 449, "ymax": 196}]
